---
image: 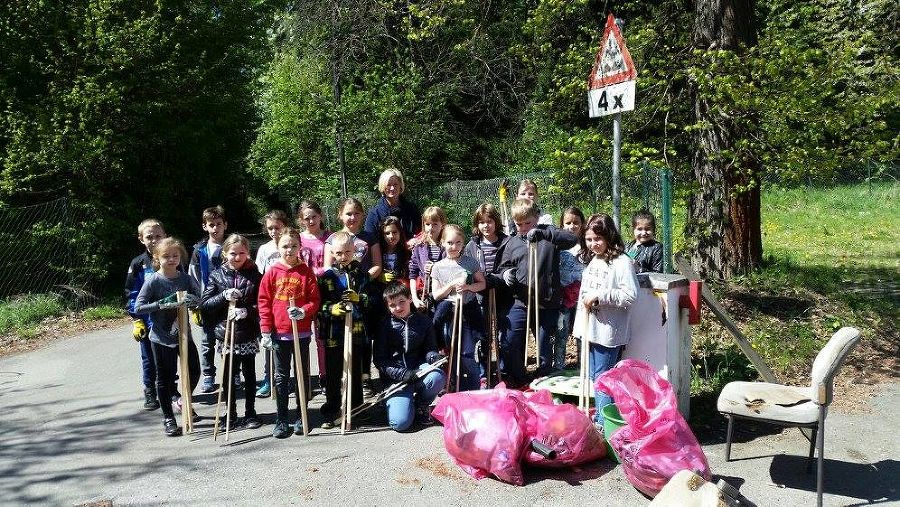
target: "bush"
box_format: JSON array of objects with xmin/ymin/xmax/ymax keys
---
[{"xmin": 0, "ymin": 294, "xmax": 65, "ymax": 335}]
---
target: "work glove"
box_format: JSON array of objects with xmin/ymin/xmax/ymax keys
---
[
  {"xmin": 190, "ymin": 309, "xmax": 202, "ymax": 326},
  {"xmin": 426, "ymin": 351, "xmax": 446, "ymax": 365},
  {"xmin": 287, "ymin": 306, "xmax": 305, "ymax": 320},
  {"xmin": 502, "ymin": 269, "xmax": 517, "ymax": 287},
  {"xmin": 157, "ymin": 293, "xmax": 179, "ymax": 310},
  {"xmin": 341, "ymin": 289, "xmax": 360, "ymax": 303},
  {"xmin": 330, "ymin": 303, "xmax": 348, "ymax": 317},
  {"xmin": 182, "ymin": 293, "xmax": 200, "ymax": 309},
  {"xmin": 261, "ymin": 332, "xmax": 274, "ymax": 349},
  {"xmin": 131, "ymin": 319, "xmax": 148, "ymax": 342},
  {"xmin": 223, "ymin": 288, "xmax": 242, "ymax": 301},
  {"xmin": 400, "ymin": 369, "xmax": 419, "ymax": 385},
  {"xmin": 526, "ymin": 228, "xmax": 546, "ymax": 243},
  {"xmin": 378, "ymin": 270, "xmax": 396, "ymax": 283},
  {"xmin": 228, "ymin": 307, "xmax": 248, "ymax": 321}
]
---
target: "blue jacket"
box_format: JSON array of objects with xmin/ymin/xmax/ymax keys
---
[
  {"xmin": 363, "ymin": 195, "xmax": 421, "ymax": 240},
  {"xmin": 124, "ymin": 251, "xmax": 155, "ymax": 323},
  {"xmin": 189, "ymin": 239, "xmax": 223, "ymax": 294}
]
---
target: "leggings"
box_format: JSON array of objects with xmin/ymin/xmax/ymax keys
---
[
  {"xmin": 273, "ymin": 339, "xmax": 310, "ymax": 423},
  {"xmin": 220, "ymin": 353, "xmax": 257, "ymax": 417},
  {"xmin": 151, "ymin": 340, "xmax": 200, "ymax": 420}
]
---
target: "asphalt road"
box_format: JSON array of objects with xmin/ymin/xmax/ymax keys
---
[{"xmin": 1, "ymin": 324, "xmax": 896, "ymax": 506}]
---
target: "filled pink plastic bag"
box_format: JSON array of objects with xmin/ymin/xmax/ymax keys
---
[
  {"xmin": 431, "ymin": 386, "xmax": 531, "ymax": 485},
  {"xmin": 596, "ymin": 359, "xmax": 711, "ymax": 497},
  {"xmin": 523, "ymin": 390, "xmax": 607, "ymax": 467}
]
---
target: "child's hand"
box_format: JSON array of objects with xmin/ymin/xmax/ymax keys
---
[
  {"xmin": 502, "ymin": 269, "xmax": 517, "ymax": 286},
  {"xmin": 260, "ymin": 333, "xmax": 273, "ymax": 349},
  {"xmin": 424, "ymin": 261, "xmax": 434, "ymax": 276},
  {"xmin": 526, "ymin": 228, "xmax": 546, "ymax": 243},
  {"xmin": 229, "ymin": 307, "xmax": 248, "ymax": 321},
  {"xmin": 131, "ymin": 319, "xmax": 148, "ymax": 341},
  {"xmin": 341, "ymin": 289, "xmax": 360, "ymax": 303},
  {"xmin": 182, "ymin": 293, "xmax": 200, "ymax": 309},
  {"xmin": 223, "ymin": 288, "xmax": 242, "ymax": 301},
  {"xmin": 379, "ymin": 270, "xmax": 396, "ymax": 283},
  {"xmin": 330, "ymin": 303, "xmax": 349, "ymax": 317},
  {"xmin": 157, "ymin": 293, "xmax": 179, "ymax": 310},
  {"xmin": 190, "ymin": 309, "xmax": 202, "ymax": 325},
  {"xmin": 582, "ymin": 295, "xmax": 599, "ymax": 309},
  {"xmin": 287, "ymin": 306, "xmax": 305, "ymax": 320}
]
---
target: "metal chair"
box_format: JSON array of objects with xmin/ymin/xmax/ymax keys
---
[{"xmin": 717, "ymin": 327, "xmax": 861, "ymax": 507}]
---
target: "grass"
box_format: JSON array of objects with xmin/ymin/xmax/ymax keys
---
[
  {"xmin": 82, "ymin": 304, "xmax": 124, "ymax": 321},
  {"xmin": 690, "ymin": 181, "xmax": 899, "ymax": 398},
  {"xmin": 0, "ymin": 294, "xmax": 65, "ymax": 337}
]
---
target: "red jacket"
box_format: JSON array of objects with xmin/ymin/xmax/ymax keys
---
[{"xmin": 258, "ymin": 261, "xmax": 320, "ymax": 335}]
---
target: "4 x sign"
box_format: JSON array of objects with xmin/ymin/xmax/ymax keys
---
[{"xmin": 587, "ymin": 14, "xmax": 636, "ymax": 118}]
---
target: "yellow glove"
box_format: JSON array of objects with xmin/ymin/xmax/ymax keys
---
[
  {"xmin": 190, "ymin": 309, "xmax": 202, "ymax": 326},
  {"xmin": 330, "ymin": 303, "xmax": 348, "ymax": 317},
  {"xmin": 379, "ymin": 270, "xmax": 396, "ymax": 283},
  {"xmin": 341, "ymin": 289, "xmax": 360, "ymax": 303},
  {"xmin": 131, "ymin": 319, "xmax": 148, "ymax": 342}
]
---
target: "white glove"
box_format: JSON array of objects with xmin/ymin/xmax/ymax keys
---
[
  {"xmin": 223, "ymin": 288, "xmax": 242, "ymax": 301},
  {"xmin": 502, "ymin": 269, "xmax": 516, "ymax": 286},
  {"xmin": 287, "ymin": 306, "xmax": 305, "ymax": 320},
  {"xmin": 228, "ymin": 307, "xmax": 248, "ymax": 321},
  {"xmin": 261, "ymin": 332, "xmax": 273, "ymax": 349}
]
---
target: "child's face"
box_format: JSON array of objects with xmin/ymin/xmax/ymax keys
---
[
  {"xmin": 585, "ymin": 229, "xmax": 608, "ymax": 256},
  {"xmin": 423, "ymin": 220, "xmax": 444, "ymax": 241},
  {"xmin": 633, "ymin": 219, "xmax": 655, "ymax": 245},
  {"xmin": 477, "ymin": 218, "xmax": 497, "ymax": 239},
  {"xmin": 265, "ymin": 218, "xmax": 284, "ymax": 242},
  {"xmin": 139, "ymin": 226, "xmax": 164, "ymax": 252},
  {"xmin": 563, "ymin": 213, "xmax": 584, "ymax": 237},
  {"xmin": 340, "ymin": 205, "xmax": 362, "ymax": 231},
  {"xmin": 158, "ymin": 247, "xmax": 181, "ymax": 271},
  {"xmin": 514, "ymin": 216, "xmax": 536, "ymax": 235},
  {"xmin": 301, "ymin": 208, "xmax": 322, "ymax": 233},
  {"xmin": 332, "ymin": 241, "xmax": 355, "ymax": 267},
  {"xmin": 517, "ymin": 185, "xmax": 537, "ymax": 202},
  {"xmin": 225, "ymin": 243, "xmax": 249, "ymax": 270},
  {"xmin": 442, "ymin": 231, "xmax": 464, "ymax": 259},
  {"xmin": 386, "ymin": 294, "xmax": 412, "ymax": 319},
  {"xmin": 278, "ymin": 235, "xmax": 301, "ymax": 265},
  {"xmin": 204, "ymin": 218, "xmax": 227, "ymax": 242},
  {"xmin": 384, "ymin": 176, "xmax": 402, "ymax": 200},
  {"xmin": 383, "ymin": 224, "xmax": 401, "ymax": 248}
]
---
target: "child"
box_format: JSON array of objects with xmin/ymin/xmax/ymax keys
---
[
  {"xmin": 324, "ymin": 198, "xmax": 382, "ymax": 397},
  {"xmin": 408, "ymin": 206, "xmax": 447, "ymax": 313},
  {"xmin": 125, "ymin": 218, "xmax": 167, "ymax": 411},
  {"xmin": 189, "ymin": 205, "xmax": 228, "ymax": 394},
  {"xmin": 258, "ymin": 228, "xmax": 321, "ymax": 438},
  {"xmin": 488, "ymin": 199, "xmax": 577, "ymax": 386},
  {"xmin": 255, "ymin": 210, "xmax": 288, "ymax": 276},
  {"xmin": 464, "ymin": 203, "xmax": 509, "ymax": 387},
  {"xmin": 430, "ymin": 224, "xmax": 487, "ymax": 391},
  {"xmin": 200, "ymin": 234, "xmax": 263, "ymax": 429},
  {"xmin": 556, "ymin": 206, "xmax": 587, "ymax": 370},
  {"xmin": 574, "ymin": 213, "xmax": 638, "ymax": 424},
  {"xmin": 297, "ymin": 199, "xmax": 331, "ymax": 396},
  {"xmin": 254, "ymin": 209, "xmax": 288, "ymax": 398},
  {"xmin": 374, "ymin": 282, "xmax": 446, "ymax": 431},
  {"xmin": 625, "ymin": 209, "xmax": 664, "ymax": 273},
  {"xmin": 134, "ymin": 238, "xmax": 202, "ymax": 436},
  {"xmin": 507, "ymin": 179, "xmax": 553, "ymax": 234},
  {"xmin": 317, "ymin": 232, "xmax": 370, "ymax": 428},
  {"xmin": 378, "ymin": 216, "xmax": 410, "ymax": 286}
]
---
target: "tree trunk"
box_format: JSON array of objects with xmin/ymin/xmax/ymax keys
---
[{"xmin": 688, "ymin": 0, "xmax": 762, "ymax": 279}]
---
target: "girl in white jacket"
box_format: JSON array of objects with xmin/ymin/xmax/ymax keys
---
[{"xmin": 574, "ymin": 214, "xmax": 639, "ymax": 423}]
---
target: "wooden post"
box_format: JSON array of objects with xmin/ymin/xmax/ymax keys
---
[
  {"xmin": 289, "ymin": 298, "xmax": 310, "ymax": 436},
  {"xmin": 578, "ymin": 309, "xmax": 591, "ymax": 416},
  {"xmin": 213, "ymin": 302, "xmax": 236, "ymax": 441},
  {"xmin": 224, "ymin": 310, "xmax": 236, "ymax": 442},
  {"xmin": 176, "ymin": 291, "xmax": 193, "ymax": 434}
]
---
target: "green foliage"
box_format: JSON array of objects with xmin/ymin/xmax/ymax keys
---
[
  {"xmin": 0, "ymin": 294, "xmax": 64, "ymax": 335},
  {"xmin": 82, "ymin": 304, "xmax": 123, "ymax": 321}
]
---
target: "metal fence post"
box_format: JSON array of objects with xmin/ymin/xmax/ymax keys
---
[{"xmin": 660, "ymin": 167, "xmax": 673, "ymax": 274}]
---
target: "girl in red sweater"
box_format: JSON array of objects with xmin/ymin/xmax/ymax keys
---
[{"xmin": 258, "ymin": 228, "xmax": 321, "ymax": 438}]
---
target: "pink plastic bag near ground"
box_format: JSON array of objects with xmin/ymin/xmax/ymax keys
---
[
  {"xmin": 596, "ymin": 359, "xmax": 711, "ymax": 497},
  {"xmin": 523, "ymin": 390, "xmax": 607, "ymax": 467},
  {"xmin": 431, "ymin": 385, "xmax": 531, "ymax": 485}
]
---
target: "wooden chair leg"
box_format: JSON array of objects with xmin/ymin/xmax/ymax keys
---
[
  {"xmin": 724, "ymin": 414, "xmax": 734, "ymax": 462},
  {"xmin": 816, "ymin": 405, "xmax": 825, "ymax": 507}
]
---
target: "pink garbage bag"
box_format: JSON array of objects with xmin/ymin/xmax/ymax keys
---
[
  {"xmin": 596, "ymin": 359, "xmax": 711, "ymax": 497},
  {"xmin": 523, "ymin": 390, "xmax": 607, "ymax": 467},
  {"xmin": 431, "ymin": 385, "xmax": 531, "ymax": 485}
]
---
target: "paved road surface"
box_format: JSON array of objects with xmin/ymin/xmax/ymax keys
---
[{"xmin": 1, "ymin": 324, "xmax": 896, "ymax": 506}]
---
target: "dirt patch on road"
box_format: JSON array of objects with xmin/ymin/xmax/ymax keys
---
[{"xmin": 415, "ymin": 455, "xmax": 464, "ymax": 480}]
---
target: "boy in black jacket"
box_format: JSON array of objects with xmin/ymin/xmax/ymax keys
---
[
  {"xmin": 375, "ymin": 283, "xmax": 446, "ymax": 431},
  {"xmin": 486, "ymin": 199, "xmax": 577, "ymax": 386}
]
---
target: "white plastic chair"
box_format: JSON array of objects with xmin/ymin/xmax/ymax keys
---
[{"xmin": 717, "ymin": 327, "xmax": 861, "ymax": 507}]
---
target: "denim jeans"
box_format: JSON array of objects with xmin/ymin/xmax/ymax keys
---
[
  {"xmin": 198, "ymin": 323, "xmax": 217, "ymax": 378},
  {"xmin": 385, "ymin": 364, "xmax": 446, "ymax": 431},
  {"xmin": 590, "ymin": 342, "xmax": 623, "ymax": 422},
  {"xmin": 501, "ymin": 303, "xmax": 559, "ymax": 384},
  {"xmin": 434, "ymin": 299, "xmax": 484, "ymax": 391},
  {"xmin": 554, "ymin": 306, "xmax": 576, "ymax": 370},
  {"xmin": 139, "ymin": 335, "xmax": 157, "ymax": 388}
]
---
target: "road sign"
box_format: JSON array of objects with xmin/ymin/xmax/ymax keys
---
[
  {"xmin": 588, "ymin": 80, "xmax": 635, "ymax": 117},
  {"xmin": 588, "ymin": 14, "xmax": 636, "ymax": 89}
]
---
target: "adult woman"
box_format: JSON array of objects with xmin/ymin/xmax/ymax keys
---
[{"xmin": 364, "ymin": 169, "xmax": 421, "ymax": 240}]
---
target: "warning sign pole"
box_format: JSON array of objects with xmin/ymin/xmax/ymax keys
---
[{"xmin": 611, "ymin": 17, "xmax": 624, "ymax": 229}]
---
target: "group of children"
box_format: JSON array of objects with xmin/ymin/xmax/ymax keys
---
[{"xmin": 126, "ymin": 174, "xmax": 664, "ymax": 437}]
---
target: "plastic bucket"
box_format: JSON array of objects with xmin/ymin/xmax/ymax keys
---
[{"xmin": 601, "ymin": 403, "xmax": 626, "ymax": 463}]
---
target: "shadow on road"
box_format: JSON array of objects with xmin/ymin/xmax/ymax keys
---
[{"xmin": 769, "ymin": 455, "xmax": 899, "ymax": 505}]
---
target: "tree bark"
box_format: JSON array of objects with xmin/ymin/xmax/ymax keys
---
[{"xmin": 688, "ymin": 0, "xmax": 762, "ymax": 279}]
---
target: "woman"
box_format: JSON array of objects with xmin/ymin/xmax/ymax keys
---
[{"xmin": 364, "ymin": 168, "xmax": 422, "ymax": 241}]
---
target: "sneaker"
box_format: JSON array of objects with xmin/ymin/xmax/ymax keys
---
[
  {"xmin": 272, "ymin": 420, "xmax": 291, "ymax": 439},
  {"xmin": 243, "ymin": 415, "xmax": 262, "ymax": 429},
  {"xmin": 320, "ymin": 420, "xmax": 335, "ymax": 430},
  {"xmin": 293, "ymin": 419, "xmax": 304, "ymax": 435},
  {"xmin": 200, "ymin": 375, "xmax": 216, "ymax": 393},
  {"xmin": 192, "ymin": 409, "xmax": 202, "ymax": 423},
  {"xmin": 255, "ymin": 379, "xmax": 270, "ymax": 398},
  {"xmin": 415, "ymin": 406, "xmax": 434, "ymax": 427},
  {"xmin": 143, "ymin": 388, "xmax": 160, "ymax": 411},
  {"xmin": 164, "ymin": 418, "xmax": 182, "ymax": 437}
]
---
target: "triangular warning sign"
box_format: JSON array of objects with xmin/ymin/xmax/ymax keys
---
[{"xmin": 588, "ymin": 14, "xmax": 636, "ymax": 89}]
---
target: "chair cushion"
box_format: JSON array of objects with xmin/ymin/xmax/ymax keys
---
[{"xmin": 717, "ymin": 382, "xmax": 820, "ymax": 425}]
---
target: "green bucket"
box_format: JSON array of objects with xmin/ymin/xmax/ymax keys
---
[{"xmin": 601, "ymin": 403, "xmax": 626, "ymax": 463}]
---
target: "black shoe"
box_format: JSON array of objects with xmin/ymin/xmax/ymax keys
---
[
  {"xmin": 243, "ymin": 415, "xmax": 262, "ymax": 429},
  {"xmin": 294, "ymin": 419, "xmax": 304, "ymax": 435},
  {"xmin": 143, "ymin": 388, "xmax": 160, "ymax": 411},
  {"xmin": 192, "ymin": 409, "xmax": 202, "ymax": 423},
  {"xmin": 415, "ymin": 406, "xmax": 434, "ymax": 427},
  {"xmin": 164, "ymin": 418, "xmax": 182, "ymax": 437},
  {"xmin": 273, "ymin": 420, "xmax": 291, "ymax": 439}
]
